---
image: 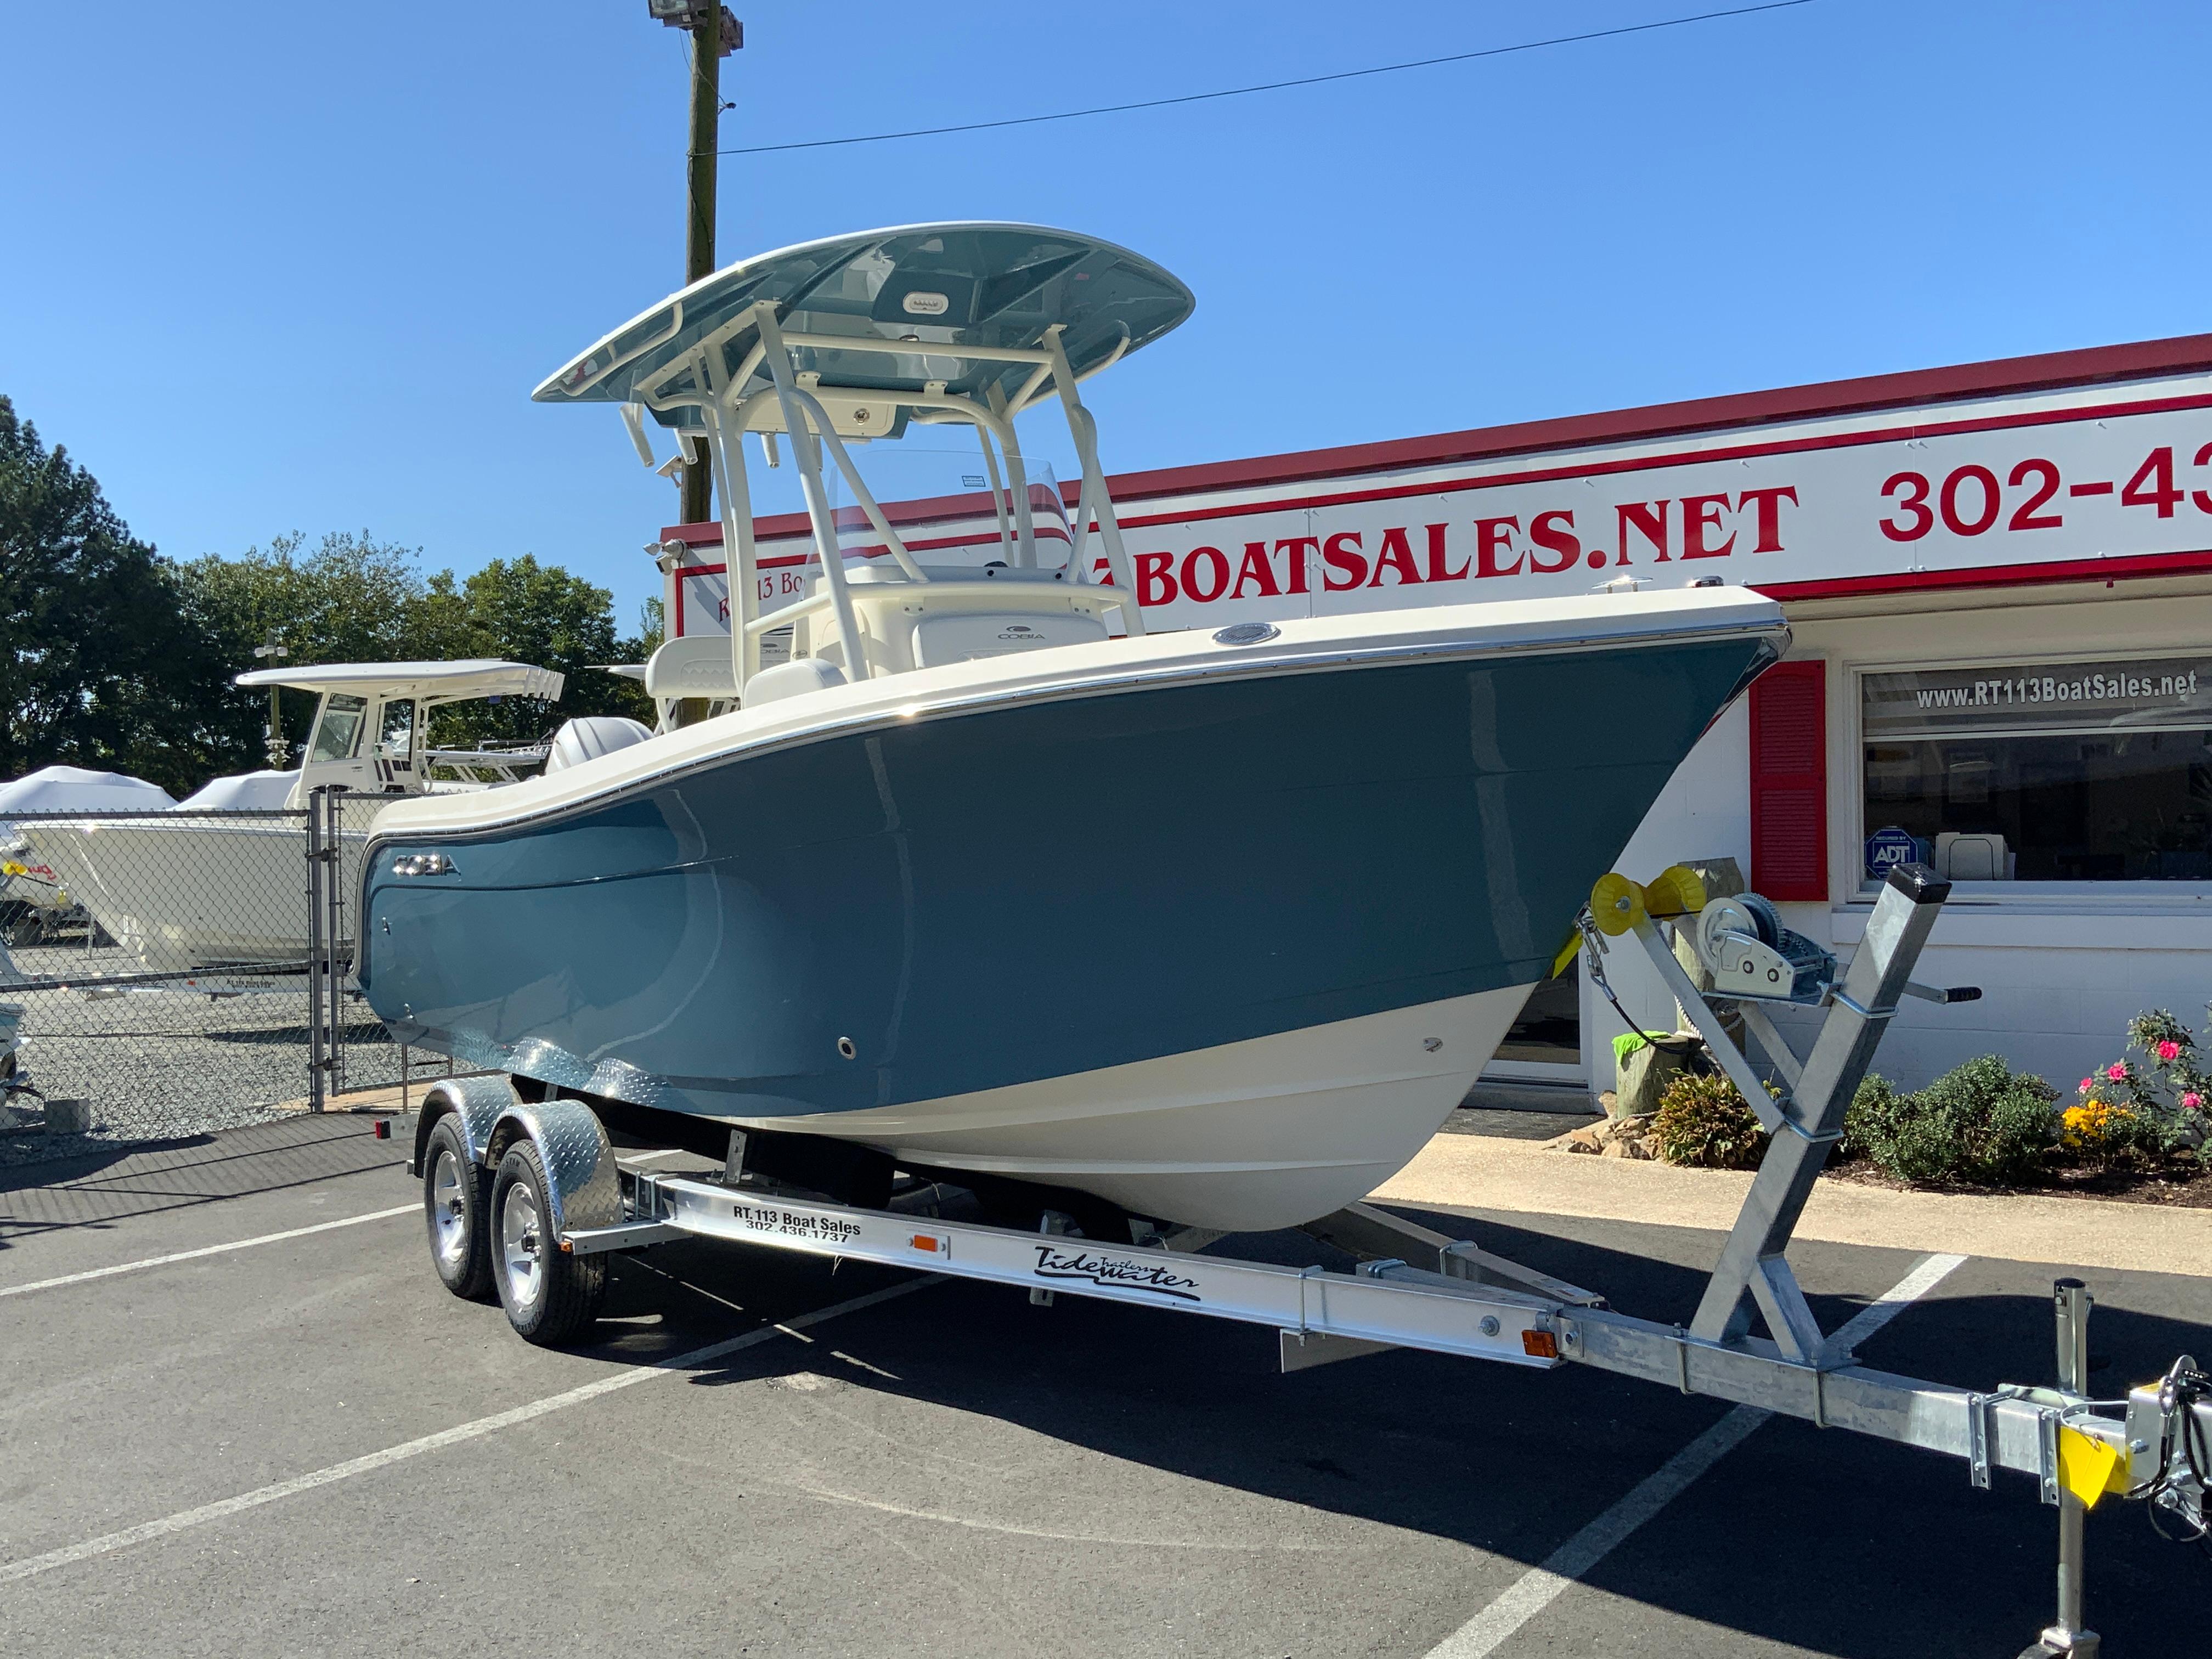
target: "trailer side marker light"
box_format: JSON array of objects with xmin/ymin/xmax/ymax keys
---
[
  {"xmin": 1522, "ymin": 1329, "xmax": 1559, "ymax": 1359},
  {"xmin": 2057, "ymin": 1425, "xmax": 2123, "ymax": 1508},
  {"xmin": 909, "ymin": 1234, "xmax": 946, "ymax": 1256}
]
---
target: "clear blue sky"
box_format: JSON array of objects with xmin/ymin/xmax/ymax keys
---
[{"xmin": 5, "ymin": 1, "xmax": 2207, "ymax": 629}]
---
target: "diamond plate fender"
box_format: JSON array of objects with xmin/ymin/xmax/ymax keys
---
[
  {"xmin": 487, "ymin": 1096, "xmax": 621, "ymax": 1235},
  {"xmin": 408, "ymin": 1074, "xmax": 520, "ymax": 1177}
]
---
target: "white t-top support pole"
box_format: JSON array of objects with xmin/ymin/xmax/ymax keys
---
[
  {"xmin": 976, "ymin": 423, "xmax": 1015, "ymax": 563},
  {"xmin": 753, "ymin": 303, "xmax": 870, "ymax": 681},
  {"xmin": 1042, "ymin": 325, "xmax": 1146, "ymax": 636},
  {"xmin": 696, "ymin": 351, "xmax": 761, "ymax": 693},
  {"xmin": 984, "ymin": 383, "xmax": 1037, "ymax": 567},
  {"xmin": 780, "ymin": 384, "xmax": 929, "ymax": 583}
]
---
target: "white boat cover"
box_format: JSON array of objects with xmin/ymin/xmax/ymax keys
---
[
  {"xmin": 173, "ymin": 770, "xmax": 302, "ymax": 810},
  {"xmin": 0, "ymin": 765, "xmax": 176, "ymax": 814}
]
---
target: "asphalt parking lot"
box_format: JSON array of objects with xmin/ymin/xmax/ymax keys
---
[{"xmin": 2, "ymin": 1115, "xmax": 2205, "ymax": 1657}]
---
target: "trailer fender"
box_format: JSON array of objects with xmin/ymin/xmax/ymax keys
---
[
  {"xmin": 408, "ymin": 1074, "xmax": 518, "ymax": 1178},
  {"xmin": 483, "ymin": 1096, "xmax": 622, "ymax": 1237}
]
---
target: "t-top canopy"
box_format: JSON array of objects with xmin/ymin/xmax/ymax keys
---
[
  {"xmin": 533, "ymin": 222, "xmax": 1194, "ymax": 432},
  {"xmin": 233, "ymin": 661, "xmax": 564, "ymax": 703}
]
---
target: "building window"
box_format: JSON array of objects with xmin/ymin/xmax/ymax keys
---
[{"xmin": 1861, "ymin": 658, "xmax": 2212, "ymax": 883}]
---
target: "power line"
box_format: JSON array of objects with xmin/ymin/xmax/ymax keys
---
[{"xmin": 718, "ymin": 1, "xmax": 1815, "ymax": 157}]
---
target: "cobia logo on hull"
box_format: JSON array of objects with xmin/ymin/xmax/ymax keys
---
[{"xmin": 1032, "ymin": 1244, "xmax": 1201, "ymax": 1301}]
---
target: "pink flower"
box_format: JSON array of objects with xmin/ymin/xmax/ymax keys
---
[
  {"xmin": 2106, "ymin": 1062, "xmax": 2129, "ymax": 1081},
  {"xmin": 2079, "ymin": 1077, "xmax": 2095, "ymax": 1095},
  {"xmin": 2185, "ymin": 1092, "xmax": 2205, "ymax": 1112},
  {"xmin": 2157, "ymin": 1040, "xmax": 2182, "ymax": 1062}
]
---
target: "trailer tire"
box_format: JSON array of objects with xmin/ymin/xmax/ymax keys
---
[
  {"xmin": 422, "ymin": 1116, "xmax": 494, "ymax": 1301},
  {"xmin": 491, "ymin": 1140, "xmax": 606, "ymax": 1346}
]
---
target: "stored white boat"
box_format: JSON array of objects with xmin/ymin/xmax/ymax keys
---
[
  {"xmin": 16, "ymin": 661, "xmax": 646, "ymax": 975},
  {"xmin": 1, "ymin": 766, "xmax": 177, "ymax": 944}
]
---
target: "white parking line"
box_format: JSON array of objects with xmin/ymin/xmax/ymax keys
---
[
  {"xmin": 0, "ymin": 1276, "xmax": 931, "ymax": 1583},
  {"xmin": 1423, "ymin": 1252, "xmax": 1968, "ymax": 1659},
  {"xmin": 0, "ymin": 1205, "xmax": 419, "ymax": 1300}
]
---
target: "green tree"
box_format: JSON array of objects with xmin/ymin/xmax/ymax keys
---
[
  {"xmin": 0, "ymin": 395, "xmax": 241, "ymax": 793},
  {"xmin": 177, "ymin": 529, "xmax": 472, "ymax": 759},
  {"xmin": 178, "ymin": 539, "xmax": 650, "ymax": 759},
  {"xmin": 422, "ymin": 555, "xmax": 652, "ymax": 747}
]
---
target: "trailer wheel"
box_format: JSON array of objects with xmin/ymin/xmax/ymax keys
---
[
  {"xmin": 491, "ymin": 1141, "xmax": 606, "ymax": 1346},
  {"xmin": 422, "ymin": 1116, "xmax": 494, "ymax": 1301}
]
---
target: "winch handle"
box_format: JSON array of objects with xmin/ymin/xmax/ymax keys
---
[{"xmin": 1902, "ymin": 981, "xmax": 1982, "ymax": 1005}]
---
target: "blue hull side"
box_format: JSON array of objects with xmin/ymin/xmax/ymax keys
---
[{"xmin": 359, "ymin": 641, "xmax": 1762, "ymax": 1119}]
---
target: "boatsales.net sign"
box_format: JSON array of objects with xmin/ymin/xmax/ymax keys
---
[
  {"xmin": 672, "ymin": 363, "xmax": 2212, "ymax": 635},
  {"xmin": 1114, "ymin": 381, "xmax": 2212, "ymax": 628}
]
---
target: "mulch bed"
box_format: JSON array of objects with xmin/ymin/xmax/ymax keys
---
[{"xmin": 1822, "ymin": 1159, "xmax": 2212, "ymax": 1209}]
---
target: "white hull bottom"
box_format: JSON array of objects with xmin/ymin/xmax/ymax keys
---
[{"xmin": 727, "ymin": 985, "xmax": 1533, "ymax": 1232}]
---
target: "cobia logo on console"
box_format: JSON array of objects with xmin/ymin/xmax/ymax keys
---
[{"xmin": 1031, "ymin": 1244, "xmax": 1202, "ymax": 1301}]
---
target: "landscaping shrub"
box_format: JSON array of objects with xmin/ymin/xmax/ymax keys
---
[
  {"xmin": 2070, "ymin": 1005, "xmax": 2210, "ymax": 1167},
  {"xmin": 1653, "ymin": 1071, "xmax": 1768, "ymax": 1170},
  {"xmin": 1842, "ymin": 1056, "xmax": 2058, "ymax": 1186}
]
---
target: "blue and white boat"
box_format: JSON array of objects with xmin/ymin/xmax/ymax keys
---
[{"xmin": 357, "ymin": 224, "xmax": 1786, "ymax": 1231}]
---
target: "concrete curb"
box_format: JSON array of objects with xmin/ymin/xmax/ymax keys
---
[{"xmin": 1373, "ymin": 1133, "xmax": 2212, "ymax": 1278}]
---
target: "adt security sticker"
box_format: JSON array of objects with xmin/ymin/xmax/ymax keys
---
[{"xmin": 1865, "ymin": 825, "xmax": 1921, "ymax": 878}]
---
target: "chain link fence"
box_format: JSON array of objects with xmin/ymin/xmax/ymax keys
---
[
  {"xmin": 309, "ymin": 789, "xmax": 459, "ymax": 1108},
  {"xmin": 0, "ymin": 791, "xmax": 463, "ymax": 1165}
]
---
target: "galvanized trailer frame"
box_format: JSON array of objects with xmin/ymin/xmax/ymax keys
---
[{"xmin": 412, "ymin": 865, "xmax": 2208, "ymax": 1657}]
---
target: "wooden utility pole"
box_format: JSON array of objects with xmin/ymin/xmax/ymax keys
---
[{"xmin": 653, "ymin": 1, "xmax": 741, "ymax": 524}]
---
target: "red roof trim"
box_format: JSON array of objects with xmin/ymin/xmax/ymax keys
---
[
  {"xmin": 1751, "ymin": 548, "xmax": 2212, "ymax": 602},
  {"xmin": 664, "ymin": 333, "xmax": 2212, "ymax": 543},
  {"xmin": 1099, "ymin": 333, "xmax": 2212, "ymax": 502}
]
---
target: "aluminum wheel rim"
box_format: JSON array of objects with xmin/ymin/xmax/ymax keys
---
[
  {"xmin": 501, "ymin": 1180, "xmax": 541, "ymax": 1308},
  {"xmin": 430, "ymin": 1148, "xmax": 467, "ymax": 1269}
]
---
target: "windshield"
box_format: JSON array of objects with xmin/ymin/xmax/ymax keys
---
[
  {"xmin": 308, "ymin": 693, "xmax": 368, "ymax": 764},
  {"xmin": 379, "ymin": 698, "xmax": 416, "ymax": 759}
]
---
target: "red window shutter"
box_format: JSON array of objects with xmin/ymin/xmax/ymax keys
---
[{"xmin": 1748, "ymin": 661, "xmax": 1827, "ymax": 901}]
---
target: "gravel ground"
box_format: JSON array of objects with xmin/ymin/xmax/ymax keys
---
[{"xmin": 0, "ymin": 939, "xmax": 411, "ymax": 1165}]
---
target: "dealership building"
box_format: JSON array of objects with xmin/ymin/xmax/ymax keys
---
[{"xmin": 657, "ymin": 335, "xmax": 2212, "ymax": 1101}]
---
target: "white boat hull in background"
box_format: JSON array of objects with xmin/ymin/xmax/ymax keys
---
[{"xmin": 17, "ymin": 818, "xmax": 367, "ymax": 975}]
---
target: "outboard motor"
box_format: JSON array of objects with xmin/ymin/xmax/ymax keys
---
[{"xmin": 543, "ymin": 716, "xmax": 653, "ymax": 775}]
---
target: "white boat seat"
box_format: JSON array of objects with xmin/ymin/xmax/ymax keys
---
[
  {"xmin": 742, "ymin": 658, "xmax": 848, "ymax": 708},
  {"xmin": 644, "ymin": 635, "xmax": 740, "ymax": 702},
  {"xmin": 911, "ymin": 611, "xmax": 1108, "ymax": 667}
]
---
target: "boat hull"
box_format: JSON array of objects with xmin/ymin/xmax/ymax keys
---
[
  {"xmin": 16, "ymin": 819, "xmax": 359, "ymax": 975},
  {"xmin": 751, "ymin": 986, "xmax": 1531, "ymax": 1229},
  {"xmin": 359, "ymin": 625, "xmax": 1773, "ymax": 1228}
]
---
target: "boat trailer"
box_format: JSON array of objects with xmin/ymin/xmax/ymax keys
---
[{"xmin": 410, "ymin": 863, "xmax": 2208, "ymax": 1657}]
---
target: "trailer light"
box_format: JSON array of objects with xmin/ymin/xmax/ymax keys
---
[
  {"xmin": 909, "ymin": 1233, "xmax": 947, "ymax": 1256},
  {"xmin": 1522, "ymin": 1329, "xmax": 1559, "ymax": 1359}
]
